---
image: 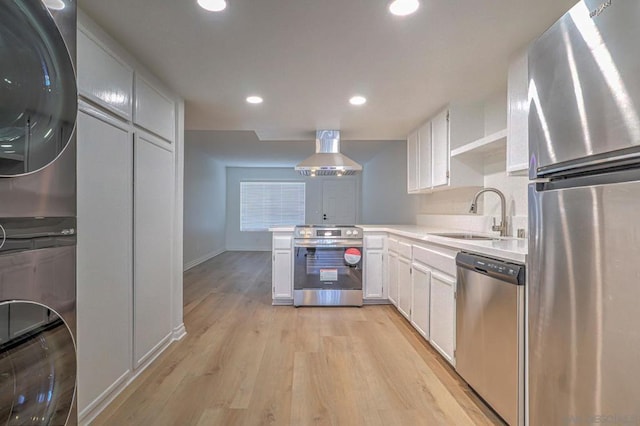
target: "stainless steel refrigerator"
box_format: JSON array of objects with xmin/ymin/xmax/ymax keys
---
[{"xmin": 528, "ymin": 1, "xmax": 640, "ymax": 425}]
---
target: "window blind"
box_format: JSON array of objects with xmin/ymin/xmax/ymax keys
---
[{"xmin": 240, "ymin": 182, "xmax": 305, "ymax": 231}]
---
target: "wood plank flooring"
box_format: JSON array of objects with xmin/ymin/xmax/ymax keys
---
[{"xmin": 92, "ymin": 251, "xmax": 502, "ymax": 426}]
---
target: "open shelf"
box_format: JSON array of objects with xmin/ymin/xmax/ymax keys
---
[{"xmin": 451, "ymin": 128, "xmax": 507, "ymax": 158}]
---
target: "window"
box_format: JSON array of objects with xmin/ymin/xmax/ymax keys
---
[{"xmin": 240, "ymin": 182, "xmax": 305, "ymax": 231}]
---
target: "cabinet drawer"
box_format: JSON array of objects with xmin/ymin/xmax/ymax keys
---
[
  {"xmin": 397, "ymin": 241, "xmax": 412, "ymax": 259},
  {"xmin": 388, "ymin": 238, "xmax": 399, "ymax": 253},
  {"xmin": 365, "ymin": 235, "xmax": 385, "ymax": 250},
  {"xmin": 273, "ymin": 235, "xmax": 292, "ymax": 250},
  {"xmin": 413, "ymin": 244, "xmax": 457, "ymax": 276}
]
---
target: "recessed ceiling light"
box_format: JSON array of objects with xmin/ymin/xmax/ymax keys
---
[
  {"xmin": 349, "ymin": 96, "xmax": 367, "ymax": 106},
  {"xmin": 388, "ymin": 0, "xmax": 420, "ymax": 16},
  {"xmin": 197, "ymin": 0, "xmax": 227, "ymax": 12},
  {"xmin": 246, "ymin": 96, "xmax": 263, "ymax": 104},
  {"xmin": 43, "ymin": 0, "xmax": 65, "ymax": 10}
]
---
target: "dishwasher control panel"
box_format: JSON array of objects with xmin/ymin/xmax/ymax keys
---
[{"xmin": 456, "ymin": 252, "xmax": 525, "ymax": 285}]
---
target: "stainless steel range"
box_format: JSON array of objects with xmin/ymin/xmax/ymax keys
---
[{"xmin": 293, "ymin": 225, "xmax": 363, "ymax": 307}]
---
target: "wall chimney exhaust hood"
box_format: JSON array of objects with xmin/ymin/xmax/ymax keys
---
[{"xmin": 295, "ymin": 130, "xmax": 362, "ymax": 176}]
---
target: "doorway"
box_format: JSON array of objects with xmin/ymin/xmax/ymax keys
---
[{"xmin": 322, "ymin": 180, "xmax": 357, "ymax": 224}]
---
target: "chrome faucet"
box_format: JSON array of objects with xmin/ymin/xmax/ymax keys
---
[{"xmin": 469, "ymin": 188, "xmax": 508, "ymax": 237}]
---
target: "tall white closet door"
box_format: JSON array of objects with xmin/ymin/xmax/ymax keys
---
[
  {"xmin": 76, "ymin": 106, "xmax": 133, "ymax": 413},
  {"xmin": 134, "ymin": 131, "xmax": 174, "ymax": 367}
]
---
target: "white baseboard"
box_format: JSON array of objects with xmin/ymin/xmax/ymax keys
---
[
  {"xmin": 183, "ymin": 248, "xmax": 225, "ymax": 271},
  {"xmin": 272, "ymin": 298, "xmax": 293, "ymax": 306},
  {"xmin": 79, "ymin": 334, "xmax": 176, "ymax": 426},
  {"xmin": 363, "ymin": 298, "xmax": 392, "ymax": 305},
  {"xmin": 78, "ymin": 370, "xmax": 130, "ymax": 426},
  {"xmin": 172, "ymin": 323, "xmax": 187, "ymax": 341}
]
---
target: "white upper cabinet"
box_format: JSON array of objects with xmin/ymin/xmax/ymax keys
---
[
  {"xmin": 407, "ymin": 130, "xmax": 419, "ymax": 193},
  {"xmin": 507, "ymin": 49, "xmax": 529, "ymax": 175},
  {"xmin": 408, "ymin": 120, "xmax": 434, "ymax": 193},
  {"xmin": 134, "ymin": 75, "xmax": 176, "ymax": 143},
  {"xmin": 431, "ymin": 109, "xmax": 450, "ymax": 188},
  {"xmin": 77, "ymin": 28, "xmax": 133, "ymax": 120},
  {"xmin": 406, "ymin": 105, "xmax": 486, "ymax": 193},
  {"xmin": 418, "ymin": 121, "xmax": 432, "ymax": 190}
]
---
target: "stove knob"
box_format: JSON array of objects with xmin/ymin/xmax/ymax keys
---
[
  {"xmin": 346, "ymin": 230, "xmax": 353, "ymax": 236},
  {"xmin": 352, "ymin": 230, "xmax": 359, "ymax": 236},
  {"xmin": 305, "ymin": 231, "xmax": 312, "ymax": 237}
]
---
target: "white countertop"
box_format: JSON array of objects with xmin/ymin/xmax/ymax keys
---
[
  {"xmin": 270, "ymin": 225, "xmax": 527, "ymax": 263},
  {"xmin": 359, "ymin": 225, "xmax": 527, "ymax": 263}
]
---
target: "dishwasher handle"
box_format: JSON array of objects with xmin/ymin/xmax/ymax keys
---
[{"xmin": 456, "ymin": 252, "xmax": 525, "ymax": 285}]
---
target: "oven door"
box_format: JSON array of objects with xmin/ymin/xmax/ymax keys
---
[{"xmin": 293, "ymin": 241, "xmax": 363, "ymax": 306}]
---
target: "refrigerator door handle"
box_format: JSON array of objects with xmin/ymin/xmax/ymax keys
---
[{"xmin": 535, "ymin": 167, "xmax": 640, "ymax": 192}]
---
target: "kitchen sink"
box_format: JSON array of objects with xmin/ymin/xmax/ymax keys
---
[{"xmin": 431, "ymin": 233, "xmax": 499, "ymax": 241}]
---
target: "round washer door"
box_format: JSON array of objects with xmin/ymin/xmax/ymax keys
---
[
  {"xmin": 0, "ymin": 301, "xmax": 76, "ymax": 425},
  {"xmin": 0, "ymin": 0, "xmax": 77, "ymax": 177}
]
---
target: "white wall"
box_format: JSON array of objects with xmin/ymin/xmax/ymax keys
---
[
  {"xmin": 183, "ymin": 143, "xmax": 226, "ymax": 269},
  {"xmin": 226, "ymin": 167, "xmax": 362, "ymax": 251},
  {"xmin": 482, "ymin": 151, "xmax": 529, "ymax": 234},
  {"xmin": 361, "ymin": 141, "xmax": 418, "ymax": 224},
  {"xmin": 418, "ymin": 150, "xmax": 528, "ymax": 235}
]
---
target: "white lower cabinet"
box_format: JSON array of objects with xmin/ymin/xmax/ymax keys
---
[
  {"xmin": 387, "ymin": 250, "xmax": 398, "ymax": 306},
  {"xmin": 272, "ymin": 234, "xmax": 293, "ymax": 301},
  {"xmin": 410, "ymin": 263, "xmax": 430, "ymax": 339},
  {"xmin": 430, "ymin": 271, "xmax": 456, "ymax": 364},
  {"xmin": 397, "ymin": 256, "xmax": 412, "ymax": 319},
  {"xmin": 364, "ymin": 250, "xmax": 384, "ymax": 298},
  {"xmin": 364, "ymin": 234, "xmax": 386, "ymax": 299},
  {"xmin": 384, "ymin": 236, "xmax": 458, "ymax": 366}
]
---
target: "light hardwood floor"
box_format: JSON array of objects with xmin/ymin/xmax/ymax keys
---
[{"xmin": 92, "ymin": 251, "xmax": 502, "ymax": 426}]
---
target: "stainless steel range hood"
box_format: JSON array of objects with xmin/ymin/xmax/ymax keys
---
[{"xmin": 295, "ymin": 130, "xmax": 362, "ymax": 176}]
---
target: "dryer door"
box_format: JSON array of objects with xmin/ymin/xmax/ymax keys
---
[
  {"xmin": 0, "ymin": 301, "xmax": 76, "ymax": 425},
  {"xmin": 0, "ymin": 0, "xmax": 77, "ymax": 177}
]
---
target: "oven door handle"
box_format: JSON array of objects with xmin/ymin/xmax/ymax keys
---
[{"xmin": 294, "ymin": 239, "xmax": 363, "ymax": 248}]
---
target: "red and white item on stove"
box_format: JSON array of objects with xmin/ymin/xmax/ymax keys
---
[{"xmin": 344, "ymin": 247, "xmax": 362, "ymax": 265}]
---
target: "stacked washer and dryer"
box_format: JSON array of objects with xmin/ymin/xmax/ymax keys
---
[{"xmin": 0, "ymin": 0, "xmax": 78, "ymax": 424}]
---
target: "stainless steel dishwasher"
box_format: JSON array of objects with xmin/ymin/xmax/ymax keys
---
[{"xmin": 455, "ymin": 252, "xmax": 525, "ymax": 426}]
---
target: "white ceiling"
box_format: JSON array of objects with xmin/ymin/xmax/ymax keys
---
[
  {"xmin": 186, "ymin": 130, "xmax": 400, "ymax": 167},
  {"xmin": 78, "ymin": 0, "xmax": 576, "ymax": 140}
]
